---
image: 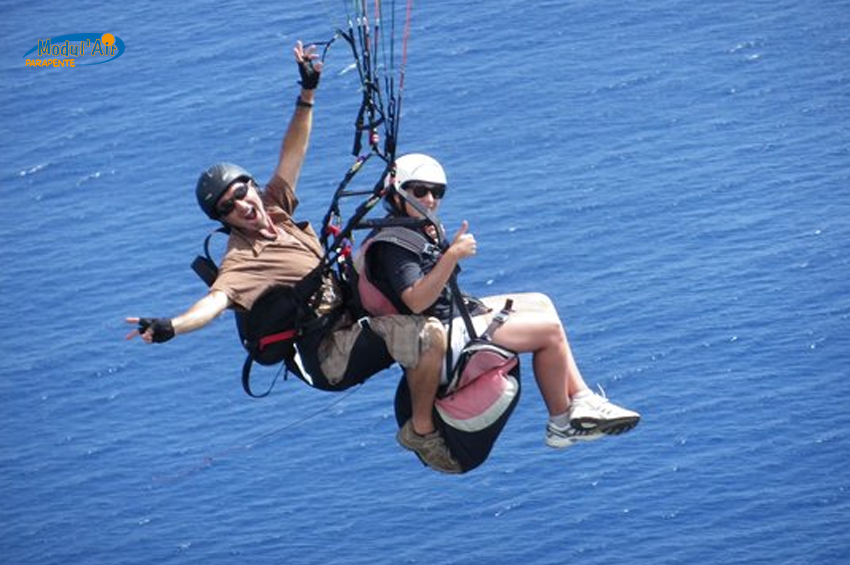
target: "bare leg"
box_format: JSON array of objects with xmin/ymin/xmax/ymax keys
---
[
  {"xmin": 405, "ymin": 318, "xmax": 446, "ymax": 435},
  {"xmin": 396, "ymin": 319, "xmax": 462, "ymax": 473},
  {"xmin": 480, "ymin": 293, "xmax": 591, "ymax": 416}
]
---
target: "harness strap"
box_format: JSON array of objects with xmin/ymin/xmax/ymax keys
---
[
  {"xmin": 481, "ymin": 299, "xmax": 514, "ymax": 341},
  {"xmin": 444, "ymin": 274, "xmax": 478, "ymax": 380},
  {"xmin": 364, "ymin": 225, "xmax": 441, "ymax": 258},
  {"xmin": 448, "ymin": 275, "xmax": 478, "ymax": 338},
  {"xmin": 241, "ymin": 303, "xmax": 348, "ymax": 398},
  {"xmin": 191, "ymin": 226, "xmax": 230, "ymax": 288},
  {"xmin": 241, "ymin": 356, "xmax": 285, "ymax": 399},
  {"xmin": 258, "ymin": 329, "xmax": 298, "ymax": 351}
]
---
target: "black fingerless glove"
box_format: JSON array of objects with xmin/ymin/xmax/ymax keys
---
[
  {"xmin": 138, "ymin": 318, "xmax": 175, "ymax": 343},
  {"xmin": 297, "ymin": 58, "xmax": 320, "ymax": 90}
]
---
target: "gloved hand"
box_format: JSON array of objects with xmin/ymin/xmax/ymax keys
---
[
  {"xmin": 298, "ymin": 57, "xmax": 320, "ymax": 90},
  {"xmin": 137, "ymin": 318, "xmax": 175, "ymax": 343},
  {"xmin": 295, "ymin": 41, "xmax": 321, "ymax": 90}
]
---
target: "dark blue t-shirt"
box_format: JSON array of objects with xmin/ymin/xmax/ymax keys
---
[{"xmin": 367, "ymin": 239, "xmax": 455, "ymax": 322}]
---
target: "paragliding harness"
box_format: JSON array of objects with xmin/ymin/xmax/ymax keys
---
[
  {"xmin": 185, "ymin": 3, "xmax": 419, "ymax": 398},
  {"xmin": 191, "ymin": 227, "xmax": 393, "ymax": 398},
  {"xmin": 355, "ymin": 223, "xmax": 522, "ymax": 473}
]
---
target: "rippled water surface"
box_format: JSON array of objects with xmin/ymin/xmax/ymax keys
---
[{"xmin": 2, "ymin": 1, "xmax": 849, "ymax": 564}]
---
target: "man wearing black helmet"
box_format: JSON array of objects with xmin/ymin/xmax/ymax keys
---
[{"xmin": 126, "ymin": 41, "xmax": 460, "ymax": 473}]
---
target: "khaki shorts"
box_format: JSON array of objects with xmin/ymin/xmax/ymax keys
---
[{"xmin": 318, "ymin": 313, "xmax": 439, "ymax": 383}]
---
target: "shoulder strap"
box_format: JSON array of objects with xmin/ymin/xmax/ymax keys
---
[
  {"xmin": 191, "ymin": 226, "xmax": 230, "ymax": 287},
  {"xmin": 366, "ymin": 225, "xmax": 440, "ymax": 258},
  {"xmin": 188, "ymin": 226, "xmax": 250, "ymax": 346}
]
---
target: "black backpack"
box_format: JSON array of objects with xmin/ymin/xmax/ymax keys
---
[
  {"xmin": 192, "ymin": 230, "xmax": 341, "ymax": 397},
  {"xmin": 239, "ymin": 268, "xmax": 341, "ymax": 396}
]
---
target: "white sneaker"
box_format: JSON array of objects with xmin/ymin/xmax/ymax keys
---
[
  {"xmin": 545, "ymin": 421, "xmax": 604, "ymax": 449},
  {"xmin": 570, "ymin": 385, "xmax": 640, "ymax": 435}
]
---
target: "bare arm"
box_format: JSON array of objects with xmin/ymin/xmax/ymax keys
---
[
  {"xmin": 400, "ymin": 222, "xmax": 478, "ymax": 314},
  {"xmin": 400, "ymin": 250, "xmax": 462, "ymax": 314},
  {"xmin": 126, "ymin": 290, "xmax": 231, "ymax": 343},
  {"xmin": 170, "ymin": 290, "xmax": 231, "ymax": 334},
  {"xmin": 270, "ymin": 41, "xmax": 322, "ymax": 194}
]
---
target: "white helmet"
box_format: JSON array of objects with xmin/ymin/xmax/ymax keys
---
[{"xmin": 388, "ymin": 153, "xmax": 447, "ymax": 191}]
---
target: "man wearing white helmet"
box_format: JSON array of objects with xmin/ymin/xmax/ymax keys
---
[
  {"xmin": 126, "ymin": 44, "xmax": 454, "ymax": 471},
  {"xmin": 363, "ymin": 153, "xmax": 641, "ymax": 454}
]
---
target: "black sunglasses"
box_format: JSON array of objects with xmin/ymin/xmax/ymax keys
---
[
  {"xmin": 216, "ymin": 182, "xmax": 251, "ymax": 217},
  {"xmin": 406, "ymin": 182, "xmax": 446, "ymax": 200}
]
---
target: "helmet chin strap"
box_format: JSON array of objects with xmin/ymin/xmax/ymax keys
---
[{"xmin": 393, "ymin": 186, "xmax": 447, "ymax": 248}]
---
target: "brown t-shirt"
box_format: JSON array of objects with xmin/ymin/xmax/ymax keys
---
[{"xmin": 211, "ymin": 175, "xmax": 330, "ymax": 311}]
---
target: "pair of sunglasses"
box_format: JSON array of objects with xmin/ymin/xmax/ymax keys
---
[
  {"xmin": 405, "ymin": 182, "xmax": 446, "ymax": 200},
  {"xmin": 216, "ymin": 182, "xmax": 251, "ymax": 217}
]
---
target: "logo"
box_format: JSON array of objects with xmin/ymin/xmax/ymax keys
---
[{"xmin": 23, "ymin": 33, "xmax": 125, "ymax": 68}]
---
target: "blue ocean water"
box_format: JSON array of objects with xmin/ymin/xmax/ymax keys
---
[{"xmin": 2, "ymin": 1, "xmax": 849, "ymax": 563}]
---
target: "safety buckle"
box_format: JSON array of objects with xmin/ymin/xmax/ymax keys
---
[
  {"xmin": 422, "ymin": 243, "xmax": 441, "ymax": 257},
  {"xmin": 357, "ymin": 316, "xmax": 372, "ymax": 330}
]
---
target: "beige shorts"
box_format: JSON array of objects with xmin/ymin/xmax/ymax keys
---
[{"xmin": 318, "ymin": 313, "xmax": 439, "ymax": 382}]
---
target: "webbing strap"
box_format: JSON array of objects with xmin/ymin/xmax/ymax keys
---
[
  {"xmin": 364, "ymin": 225, "xmax": 440, "ymax": 258},
  {"xmin": 444, "ymin": 275, "xmax": 478, "ymax": 380},
  {"xmin": 191, "ymin": 226, "xmax": 231, "ymax": 288},
  {"xmin": 481, "ymin": 299, "xmax": 514, "ymax": 341},
  {"xmin": 258, "ymin": 329, "xmax": 298, "ymax": 351},
  {"xmin": 241, "ymin": 356, "xmax": 284, "ymax": 399}
]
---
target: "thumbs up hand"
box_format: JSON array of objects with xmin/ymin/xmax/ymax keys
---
[{"xmin": 449, "ymin": 220, "xmax": 477, "ymax": 261}]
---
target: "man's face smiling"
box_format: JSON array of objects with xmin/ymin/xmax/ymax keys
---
[{"xmin": 217, "ymin": 179, "xmax": 271, "ymax": 234}]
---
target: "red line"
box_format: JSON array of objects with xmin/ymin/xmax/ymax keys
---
[{"xmin": 399, "ymin": 0, "xmax": 414, "ymax": 91}]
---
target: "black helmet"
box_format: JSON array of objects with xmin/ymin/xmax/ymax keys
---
[{"xmin": 196, "ymin": 162, "xmax": 253, "ymax": 219}]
